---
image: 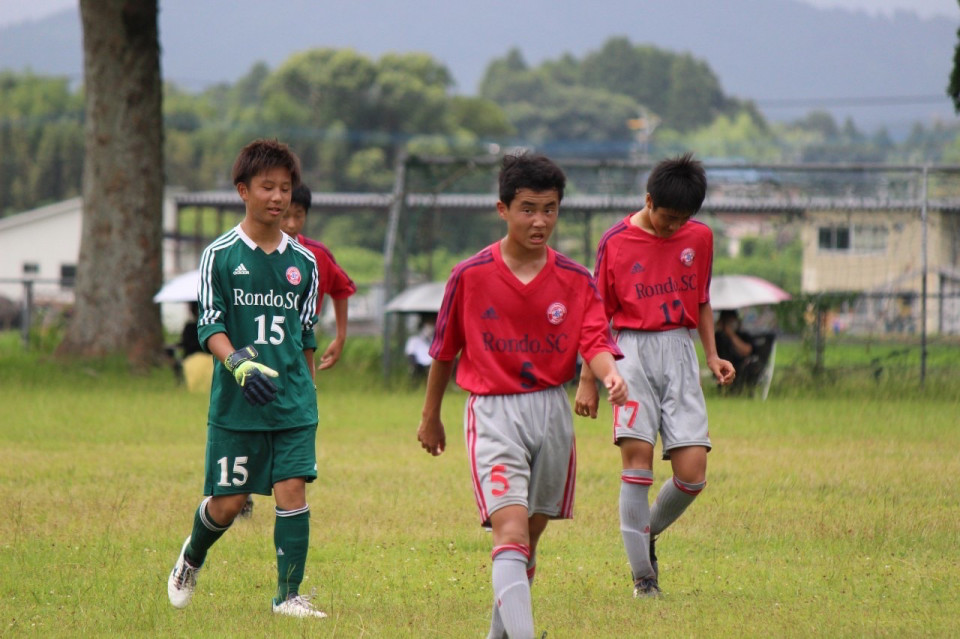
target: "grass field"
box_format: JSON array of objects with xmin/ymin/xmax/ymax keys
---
[{"xmin": 1, "ymin": 343, "xmax": 958, "ymax": 637}]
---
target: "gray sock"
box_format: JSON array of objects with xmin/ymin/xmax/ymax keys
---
[
  {"xmin": 488, "ymin": 551, "xmax": 535, "ymax": 639},
  {"xmin": 619, "ymin": 469, "xmax": 655, "ymax": 580},
  {"xmin": 650, "ymin": 476, "xmax": 706, "ymax": 536},
  {"xmin": 491, "ymin": 548, "xmax": 534, "ymax": 639}
]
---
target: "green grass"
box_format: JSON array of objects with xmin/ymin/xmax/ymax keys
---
[{"xmin": 1, "ymin": 342, "xmax": 958, "ymax": 637}]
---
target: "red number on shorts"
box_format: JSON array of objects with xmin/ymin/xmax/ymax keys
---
[
  {"xmin": 614, "ymin": 400, "xmax": 640, "ymax": 429},
  {"xmin": 490, "ymin": 464, "xmax": 509, "ymax": 497}
]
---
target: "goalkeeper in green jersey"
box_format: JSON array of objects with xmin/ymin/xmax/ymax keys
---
[{"xmin": 167, "ymin": 138, "xmax": 327, "ymax": 619}]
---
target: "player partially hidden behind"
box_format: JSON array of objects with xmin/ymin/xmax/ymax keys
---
[
  {"xmin": 576, "ymin": 153, "xmax": 735, "ymax": 599},
  {"xmin": 167, "ymin": 139, "xmax": 327, "ymax": 618},
  {"xmin": 417, "ymin": 153, "xmax": 628, "ymax": 638},
  {"xmin": 281, "ymin": 183, "xmax": 357, "ymax": 371}
]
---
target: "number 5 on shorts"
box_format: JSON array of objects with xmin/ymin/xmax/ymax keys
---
[
  {"xmin": 216, "ymin": 456, "xmax": 249, "ymax": 487},
  {"xmin": 490, "ymin": 464, "xmax": 510, "ymax": 497}
]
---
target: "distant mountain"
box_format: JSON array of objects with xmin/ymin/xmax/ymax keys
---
[{"xmin": 0, "ymin": 0, "xmax": 956, "ymax": 133}]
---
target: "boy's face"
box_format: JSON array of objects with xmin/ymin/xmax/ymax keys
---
[
  {"xmin": 497, "ymin": 188, "xmax": 559, "ymax": 252},
  {"xmin": 236, "ymin": 167, "xmax": 293, "ymax": 227},
  {"xmin": 281, "ymin": 203, "xmax": 307, "ymax": 237},
  {"xmin": 646, "ymin": 194, "xmax": 693, "ymax": 238}
]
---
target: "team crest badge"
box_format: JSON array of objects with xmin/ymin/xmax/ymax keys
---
[
  {"xmin": 680, "ymin": 248, "xmax": 696, "ymax": 267},
  {"xmin": 546, "ymin": 302, "xmax": 567, "ymax": 325},
  {"xmin": 286, "ymin": 266, "xmax": 302, "ymax": 285}
]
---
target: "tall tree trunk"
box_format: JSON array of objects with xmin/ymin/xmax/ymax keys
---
[{"xmin": 58, "ymin": 0, "xmax": 164, "ymax": 367}]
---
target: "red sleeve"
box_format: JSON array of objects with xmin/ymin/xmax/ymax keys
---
[
  {"xmin": 699, "ymin": 229, "xmax": 714, "ymax": 305},
  {"xmin": 594, "ymin": 223, "xmax": 625, "ymax": 322},
  {"xmin": 429, "ymin": 271, "xmax": 465, "ymax": 362},
  {"xmin": 300, "ymin": 235, "xmax": 357, "ymax": 300},
  {"xmin": 579, "ymin": 277, "xmax": 623, "ymax": 363}
]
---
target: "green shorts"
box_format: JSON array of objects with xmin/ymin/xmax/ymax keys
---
[{"xmin": 203, "ymin": 424, "xmax": 318, "ymax": 496}]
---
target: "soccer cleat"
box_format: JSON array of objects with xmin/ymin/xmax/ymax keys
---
[
  {"xmin": 633, "ymin": 576, "xmax": 662, "ymax": 599},
  {"xmin": 272, "ymin": 593, "xmax": 328, "ymax": 618},
  {"xmin": 649, "ymin": 536, "xmax": 659, "ymax": 580},
  {"xmin": 239, "ymin": 494, "xmax": 254, "ymax": 519},
  {"xmin": 167, "ymin": 536, "xmax": 201, "ymax": 608}
]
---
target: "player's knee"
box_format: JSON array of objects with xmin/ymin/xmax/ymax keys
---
[
  {"xmin": 209, "ymin": 493, "xmax": 249, "ymax": 523},
  {"xmin": 619, "ymin": 439, "xmax": 654, "ymax": 470},
  {"xmin": 490, "ymin": 505, "xmax": 532, "ymax": 546}
]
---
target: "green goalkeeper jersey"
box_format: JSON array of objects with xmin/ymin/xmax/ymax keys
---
[{"xmin": 197, "ymin": 226, "xmax": 320, "ymax": 431}]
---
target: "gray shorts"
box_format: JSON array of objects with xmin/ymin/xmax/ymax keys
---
[
  {"xmin": 464, "ymin": 386, "xmax": 576, "ymax": 526},
  {"xmin": 613, "ymin": 329, "xmax": 711, "ymax": 459}
]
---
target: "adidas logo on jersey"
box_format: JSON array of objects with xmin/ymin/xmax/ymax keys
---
[
  {"xmin": 481, "ymin": 307, "xmax": 499, "ymax": 320},
  {"xmin": 233, "ymin": 263, "xmax": 250, "ymax": 275},
  {"xmin": 277, "ymin": 547, "xmax": 285, "ymax": 556},
  {"xmin": 631, "ymin": 262, "xmax": 645, "ymax": 274}
]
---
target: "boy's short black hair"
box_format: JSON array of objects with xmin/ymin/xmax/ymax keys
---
[
  {"xmin": 498, "ymin": 153, "xmax": 566, "ymax": 206},
  {"xmin": 291, "ymin": 184, "xmax": 312, "ymax": 213},
  {"xmin": 718, "ymin": 309, "xmax": 740, "ymax": 324},
  {"xmin": 646, "ymin": 152, "xmax": 707, "ymax": 215},
  {"xmin": 231, "ymin": 138, "xmax": 301, "ymax": 188}
]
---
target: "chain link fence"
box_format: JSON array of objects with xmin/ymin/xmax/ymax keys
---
[{"xmin": 6, "ymin": 158, "xmax": 959, "ymax": 390}]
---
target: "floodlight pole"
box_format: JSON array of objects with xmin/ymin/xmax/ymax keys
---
[
  {"xmin": 21, "ymin": 279, "xmax": 33, "ymax": 349},
  {"xmin": 382, "ymin": 150, "xmax": 409, "ymax": 378},
  {"xmin": 920, "ymin": 165, "xmax": 928, "ymax": 387}
]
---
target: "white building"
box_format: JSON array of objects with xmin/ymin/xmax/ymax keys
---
[{"xmin": 0, "ymin": 194, "xmax": 188, "ymax": 330}]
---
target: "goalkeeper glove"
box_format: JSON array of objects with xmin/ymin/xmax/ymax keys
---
[{"xmin": 223, "ymin": 345, "xmax": 279, "ymax": 406}]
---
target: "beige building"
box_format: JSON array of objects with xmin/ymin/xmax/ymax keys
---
[{"xmin": 800, "ymin": 208, "xmax": 960, "ymax": 334}]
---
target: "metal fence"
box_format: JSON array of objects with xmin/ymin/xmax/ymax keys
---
[{"xmin": 6, "ymin": 158, "xmax": 960, "ymax": 389}]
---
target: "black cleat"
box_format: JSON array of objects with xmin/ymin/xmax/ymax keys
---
[
  {"xmin": 633, "ymin": 576, "xmax": 662, "ymax": 598},
  {"xmin": 649, "ymin": 535, "xmax": 658, "ymax": 580}
]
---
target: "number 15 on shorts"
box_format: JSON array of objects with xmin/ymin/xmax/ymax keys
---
[{"xmin": 216, "ymin": 456, "xmax": 249, "ymax": 487}]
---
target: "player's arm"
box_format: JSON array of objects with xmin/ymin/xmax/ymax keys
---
[
  {"xmin": 317, "ymin": 297, "xmax": 348, "ymax": 371},
  {"xmin": 585, "ymin": 351, "xmax": 627, "ymax": 407},
  {"xmin": 577, "ymin": 248, "xmax": 619, "ymax": 417},
  {"xmin": 206, "ymin": 333, "xmax": 237, "ymax": 364},
  {"xmin": 575, "ymin": 359, "xmax": 600, "ymax": 418},
  {"xmin": 698, "ymin": 302, "xmax": 735, "ymax": 386},
  {"xmin": 417, "ymin": 358, "xmax": 455, "ymax": 456},
  {"xmin": 304, "ymin": 347, "xmax": 316, "ymax": 384}
]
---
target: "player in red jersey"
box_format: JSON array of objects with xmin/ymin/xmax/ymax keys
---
[
  {"xmin": 281, "ymin": 184, "xmax": 357, "ymax": 371},
  {"xmin": 576, "ymin": 153, "xmax": 735, "ymax": 599},
  {"xmin": 418, "ymin": 153, "xmax": 628, "ymax": 639}
]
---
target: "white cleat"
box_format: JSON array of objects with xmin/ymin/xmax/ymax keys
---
[
  {"xmin": 167, "ymin": 536, "xmax": 201, "ymax": 609},
  {"xmin": 272, "ymin": 593, "xmax": 328, "ymax": 618}
]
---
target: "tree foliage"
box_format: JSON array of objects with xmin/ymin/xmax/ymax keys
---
[
  {"xmin": 0, "ymin": 72, "xmax": 84, "ymax": 214},
  {"xmin": 0, "ymin": 39, "xmax": 958, "ymax": 221},
  {"xmin": 949, "ymin": 2, "xmax": 960, "ymax": 114},
  {"xmin": 478, "ymin": 38, "xmax": 749, "ymax": 156}
]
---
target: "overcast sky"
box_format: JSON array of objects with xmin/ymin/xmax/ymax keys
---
[{"xmin": 0, "ymin": 0, "xmax": 956, "ymax": 27}]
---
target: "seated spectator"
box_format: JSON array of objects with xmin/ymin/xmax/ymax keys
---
[
  {"xmin": 715, "ymin": 309, "xmax": 768, "ymax": 393},
  {"xmin": 180, "ymin": 303, "xmax": 213, "ymax": 393},
  {"xmin": 405, "ymin": 312, "xmax": 436, "ymax": 379},
  {"xmin": 716, "ymin": 310, "xmax": 753, "ymax": 371},
  {"xmin": 180, "ymin": 303, "xmax": 202, "ymax": 358}
]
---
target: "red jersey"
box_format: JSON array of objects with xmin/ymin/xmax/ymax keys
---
[
  {"xmin": 296, "ymin": 234, "xmax": 357, "ymax": 301},
  {"xmin": 594, "ymin": 215, "xmax": 713, "ymax": 331},
  {"xmin": 431, "ymin": 242, "xmax": 622, "ymax": 395}
]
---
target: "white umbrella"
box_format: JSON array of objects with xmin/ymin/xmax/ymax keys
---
[
  {"xmin": 153, "ymin": 269, "xmax": 200, "ymax": 303},
  {"xmin": 384, "ymin": 281, "xmax": 446, "ymax": 313},
  {"xmin": 709, "ymin": 274, "xmax": 791, "ymax": 310}
]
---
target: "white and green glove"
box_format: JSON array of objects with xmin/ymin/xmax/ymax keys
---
[{"xmin": 223, "ymin": 345, "xmax": 279, "ymax": 406}]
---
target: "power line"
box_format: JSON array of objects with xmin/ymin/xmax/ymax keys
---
[{"xmin": 755, "ymin": 94, "xmax": 951, "ymax": 108}]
